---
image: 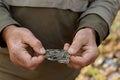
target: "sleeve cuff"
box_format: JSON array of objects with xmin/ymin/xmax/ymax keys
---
[
  {"xmin": 0, "ymin": 17, "xmax": 20, "ymax": 47},
  {"xmin": 77, "ymin": 14, "xmax": 109, "ymax": 46}
]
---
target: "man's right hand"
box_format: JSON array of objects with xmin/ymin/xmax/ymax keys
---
[{"xmin": 2, "ymin": 25, "xmax": 46, "ymax": 70}]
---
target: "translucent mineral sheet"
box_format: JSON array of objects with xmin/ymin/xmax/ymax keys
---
[{"xmin": 45, "ymin": 49, "xmax": 70, "ymax": 64}]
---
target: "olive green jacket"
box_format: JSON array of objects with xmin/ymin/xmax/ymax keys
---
[
  {"xmin": 0, "ymin": 0, "xmax": 119, "ymax": 46},
  {"xmin": 2, "ymin": 0, "xmax": 119, "ymax": 26}
]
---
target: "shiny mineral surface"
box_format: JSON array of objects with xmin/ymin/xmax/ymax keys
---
[{"xmin": 45, "ymin": 49, "xmax": 70, "ymax": 64}]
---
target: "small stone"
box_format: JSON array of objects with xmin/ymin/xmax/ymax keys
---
[
  {"xmin": 106, "ymin": 67, "xmax": 117, "ymax": 75},
  {"xmin": 113, "ymin": 58, "xmax": 118, "ymax": 63},
  {"xmin": 94, "ymin": 57, "xmax": 104, "ymax": 67},
  {"xmin": 103, "ymin": 64, "xmax": 109, "ymax": 69},
  {"xmin": 75, "ymin": 75, "xmax": 89, "ymax": 80},
  {"xmin": 104, "ymin": 52, "xmax": 114, "ymax": 59},
  {"xmin": 118, "ymin": 67, "xmax": 120, "ymax": 71},
  {"xmin": 108, "ymin": 72, "xmax": 120, "ymax": 80},
  {"xmin": 105, "ymin": 59, "xmax": 117, "ymax": 68},
  {"xmin": 102, "ymin": 58, "xmax": 118, "ymax": 75},
  {"xmin": 115, "ymin": 51, "xmax": 120, "ymax": 58}
]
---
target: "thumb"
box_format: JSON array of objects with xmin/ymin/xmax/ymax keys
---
[
  {"xmin": 68, "ymin": 36, "xmax": 83, "ymax": 55},
  {"xmin": 23, "ymin": 32, "xmax": 45, "ymax": 55}
]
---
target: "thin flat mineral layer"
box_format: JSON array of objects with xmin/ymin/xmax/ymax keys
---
[{"xmin": 45, "ymin": 49, "xmax": 70, "ymax": 64}]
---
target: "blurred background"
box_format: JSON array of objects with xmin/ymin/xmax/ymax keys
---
[{"xmin": 76, "ymin": 11, "xmax": 120, "ymax": 80}]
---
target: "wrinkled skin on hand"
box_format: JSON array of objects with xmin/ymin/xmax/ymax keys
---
[
  {"xmin": 64, "ymin": 28, "xmax": 99, "ymax": 70},
  {"xmin": 2, "ymin": 25, "xmax": 98, "ymax": 70},
  {"xmin": 2, "ymin": 25, "xmax": 46, "ymax": 70}
]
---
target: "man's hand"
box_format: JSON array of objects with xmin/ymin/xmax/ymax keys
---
[
  {"xmin": 2, "ymin": 25, "xmax": 46, "ymax": 70},
  {"xmin": 64, "ymin": 28, "xmax": 99, "ymax": 69}
]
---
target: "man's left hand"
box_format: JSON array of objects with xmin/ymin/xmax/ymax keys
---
[{"xmin": 64, "ymin": 28, "xmax": 99, "ymax": 69}]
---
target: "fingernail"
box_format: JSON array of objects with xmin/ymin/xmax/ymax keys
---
[
  {"xmin": 68, "ymin": 48, "xmax": 74, "ymax": 54},
  {"xmin": 40, "ymin": 48, "xmax": 46, "ymax": 54}
]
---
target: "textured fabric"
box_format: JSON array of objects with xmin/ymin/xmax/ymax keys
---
[
  {"xmin": 77, "ymin": 14, "xmax": 108, "ymax": 45},
  {"xmin": 2, "ymin": 0, "xmax": 120, "ymax": 27},
  {"xmin": 3, "ymin": 0, "xmax": 89, "ymax": 12},
  {"xmin": 0, "ymin": 0, "xmax": 119, "ymax": 47},
  {"xmin": 80, "ymin": 0, "xmax": 120, "ymax": 28},
  {"xmin": 10, "ymin": 7, "xmax": 80, "ymax": 48},
  {"xmin": 0, "ymin": 0, "xmax": 119, "ymax": 44}
]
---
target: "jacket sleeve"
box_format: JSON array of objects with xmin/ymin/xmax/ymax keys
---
[
  {"xmin": 0, "ymin": 0, "xmax": 20, "ymax": 47},
  {"xmin": 77, "ymin": 0, "xmax": 120, "ymax": 45}
]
